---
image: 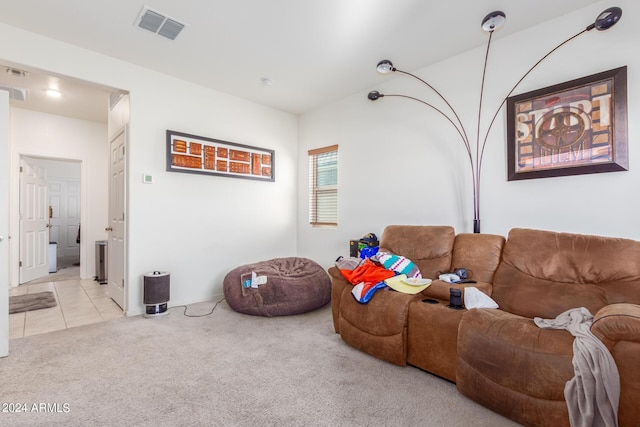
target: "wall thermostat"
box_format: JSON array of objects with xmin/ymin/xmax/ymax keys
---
[{"xmin": 142, "ymin": 173, "xmax": 154, "ymax": 184}]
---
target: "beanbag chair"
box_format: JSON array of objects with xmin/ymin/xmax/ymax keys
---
[{"xmin": 223, "ymin": 257, "xmax": 330, "ymax": 317}]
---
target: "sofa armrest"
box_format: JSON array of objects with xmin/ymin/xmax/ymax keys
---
[
  {"xmin": 421, "ymin": 279, "xmax": 492, "ymax": 303},
  {"xmin": 592, "ymin": 303, "xmax": 640, "ymax": 349},
  {"xmin": 328, "ymin": 265, "xmax": 344, "ymax": 281},
  {"xmin": 592, "ymin": 303, "xmax": 640, "ymax": 426},
  {"xmin": 328, "ymin": 266, "xmax": 349, "ymax": 334}
]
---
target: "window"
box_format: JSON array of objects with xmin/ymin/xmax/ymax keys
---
[{"xmin": 308, "ymin": 145, "xmax": 338, "ymax": 226}]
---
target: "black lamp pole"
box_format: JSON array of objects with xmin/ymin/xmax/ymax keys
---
[{"xmin": 368, "ymin": 7, "xmax": 622, "ymax": 233}]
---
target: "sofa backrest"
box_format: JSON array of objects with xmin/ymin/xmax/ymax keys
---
[
  {"xmin": 451, "ymin": 233, "xmax": 506, "ymax": 283},
  {"xmin": 492, "ymin": 228, "xmax": 640, "ymax": 319},
  {"xmin": 379, "ymin": 225, "xmax": 455, "ymax": 279}
]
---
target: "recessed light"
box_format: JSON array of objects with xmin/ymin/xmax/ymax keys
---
[{"xmin": 45, "ymin": 89, "xmax": 62, "ymax": 98}]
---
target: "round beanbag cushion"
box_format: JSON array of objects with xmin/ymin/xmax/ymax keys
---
[{"xmin": 223, "ymin": 257, "xmax": 331, "ymax": 317}]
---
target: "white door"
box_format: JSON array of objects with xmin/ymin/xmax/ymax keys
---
[
  {"xmin": 1, "ymin": 90, "xmax": 10, "ymax": 357},
  {"xmin": 19, "ymin": 159, "xmax": 50, "ymax": 284},
  {"xmin": 49, "ymin": 179, "xmax": 80, "ymax": 258},
  {"xmin": 107, "ymin": 128, "xmax": 126, "ymax": 309}
]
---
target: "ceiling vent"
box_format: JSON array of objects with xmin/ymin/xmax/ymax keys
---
[
  {"xmin": 136, "ymin": 6, "xmax": 185, "ymax": 40},
  {"xmin": 0, "ymin": 84, "xmax": 28, "ymax": 101}
]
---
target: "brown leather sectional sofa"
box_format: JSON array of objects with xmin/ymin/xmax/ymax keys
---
[{"xmin": 328, "ymin": 225, "xmax": 640, "ymax": 426}]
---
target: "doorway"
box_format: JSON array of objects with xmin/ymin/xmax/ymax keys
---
[
  {"xmin": 2, "ymin": 62, "xmax": 129, "ymax": 348},
  {"xmin": 19, "ymin": 156, "xmax": 81, "ymax": 285}
]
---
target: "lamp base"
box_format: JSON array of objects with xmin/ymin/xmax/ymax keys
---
[{"xmin": 473, "ymin": 219, "xmax": 480, "ymax": 234}]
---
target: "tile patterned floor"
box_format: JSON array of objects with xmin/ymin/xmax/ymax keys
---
[{"xmin": 9, "ymin": 267, "xmax": 124, "ymax": 339}]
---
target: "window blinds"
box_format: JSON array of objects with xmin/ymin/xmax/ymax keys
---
[{"xmin": 308, "ymin": 145, "xmax": 338, "ymax": 226}]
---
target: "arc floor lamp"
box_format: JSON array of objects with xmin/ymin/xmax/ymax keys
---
[{"xmin": 368, "ymin": 7, "xmax": 623, "ymax": 233}]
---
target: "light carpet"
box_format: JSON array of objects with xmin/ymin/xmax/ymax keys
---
[{"xmin": 1, "ymin": 301, "xmax": 519, "ymax": 426}]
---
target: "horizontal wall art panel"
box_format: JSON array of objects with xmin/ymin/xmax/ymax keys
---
[{"xmin": 166, "ymin": 130, "xmax": 275, "ymax": 182}]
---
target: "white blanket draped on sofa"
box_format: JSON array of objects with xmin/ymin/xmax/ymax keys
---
[{"xmin": 535, "ymin": 307, "xmax": 620, "ymax": 427}]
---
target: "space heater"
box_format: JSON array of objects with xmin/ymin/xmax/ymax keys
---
[{"xmin": 143, "ymin": 271, "xmax": 170, "ymax": 317}]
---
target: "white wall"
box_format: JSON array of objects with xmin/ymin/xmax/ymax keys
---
[
  {"xmin": 1, "ymin": 90, "xmax": 9, "ymax": 357},
  {"xmin": 0, "ymin": 24, "xmax": 299, "ymax": 316},
  {"xmin": 125, "ymin": 81, "xmax": 298, "ymax": 314},
  {"xmin": 9, "ymin": 109, "xmax": 107, "ymax": 284},
  {"xmin": 297, "ymin": 0, "xmax": 640, "ymax": 268}
]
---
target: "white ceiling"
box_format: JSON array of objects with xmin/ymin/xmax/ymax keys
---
[
  {"xmin": 0, "ymin": 0, "xmax": 604, "ymax": 122},
  {"xmin": 0, "ymin": 62, "xmax": 112, "ymax": 123}
]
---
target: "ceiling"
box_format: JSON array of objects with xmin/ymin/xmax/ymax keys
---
[
  {"xmin": 0, "ymin": 62, "xmax": 112, "ymax": 123},
  {"xmin": 0, "ymin": 0, "xmax": 604, "ymax": 121}
]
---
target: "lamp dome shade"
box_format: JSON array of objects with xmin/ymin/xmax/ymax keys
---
[
  {"xmin": 376, "ymin": 60, "xmax": 395, "ymax": 74},
  {"xmin": 367, "ymin": 91, "xmax": 383, "ymax": 101},
  {"xmin": 594, "ymin": 7, "xmax": 622, "ymax": 30},
  {"xmin": 481, "ymin": 11, "xmax": 506, "ymax": 32}
]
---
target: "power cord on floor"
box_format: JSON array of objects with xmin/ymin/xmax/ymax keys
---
[{"xmin": 169, "ymin": 297, "xmax": 226, "ymax": 317}]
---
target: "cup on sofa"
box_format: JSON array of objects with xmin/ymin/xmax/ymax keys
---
[{"xmin": 449, "ymin": 288, "xmax": 463, "ymax": 309}]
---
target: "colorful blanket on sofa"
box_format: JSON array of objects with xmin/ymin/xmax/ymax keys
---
[
  {"xmin": 337, "ymin": 258, "xmax": 394, "ymax": 303},
  {"xmin": 336, "ymin": 252, "xmax": 421, "ymax": 303}
]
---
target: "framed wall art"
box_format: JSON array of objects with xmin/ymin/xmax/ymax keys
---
[
  {"xmin": 166, "ymin": 130, "xmax": 275, "ymax": 182},
  {"xmin": 506, "ymin": 66, "xmax": 628, "ymax": 181}
]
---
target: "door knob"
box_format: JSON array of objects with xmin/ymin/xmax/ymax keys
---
[
  {"xmin": 105, "ymin": 226, "xmax": 113, "ymax": 231},
  {"xmin": 46, "ymin": 224, "xmax": 52, "ymax": 228}
]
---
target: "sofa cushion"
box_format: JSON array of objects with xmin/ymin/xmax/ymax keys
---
[
  {"xmin": 492, "ymin": 228, "xmax": 640, "ymax": 319},
  {"xmin": 450, "ymin": 233, "xmax": 505, "ymax": 283},
  {"xmin": 419, "ymin": 233, "xmax": 503, "ymax": 303},
  {"xmin": 379, "ymin": 225, "xmax": 455, "ymax": 279}
]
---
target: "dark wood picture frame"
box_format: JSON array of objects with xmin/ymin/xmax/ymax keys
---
[
  {"xmin": 166, "ymin": 130, "xmax": 275, "ymax": 182},
  {"xmin": 506, "ymin": 66, "xmax": 628, "ymax": 181}
]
